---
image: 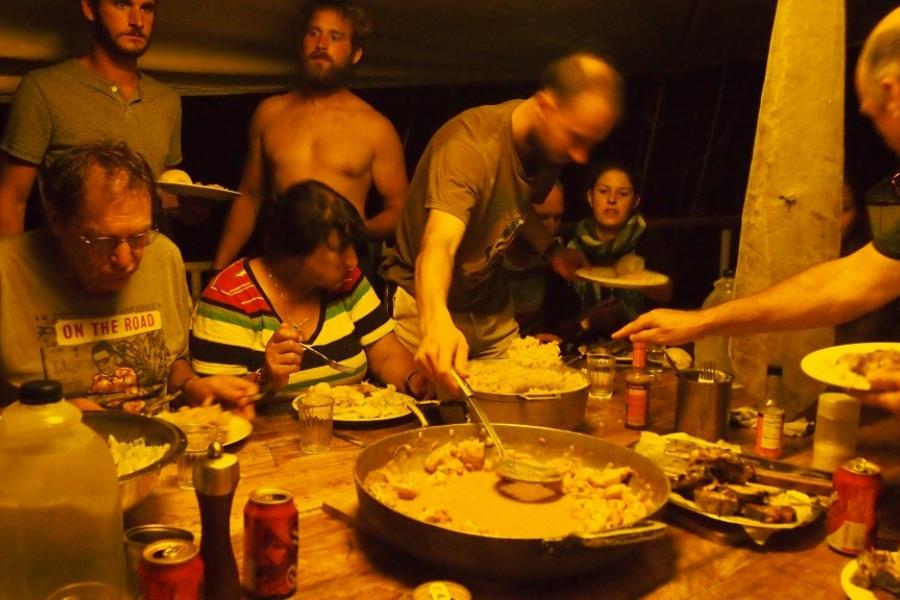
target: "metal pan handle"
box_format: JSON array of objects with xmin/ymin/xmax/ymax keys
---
[
  {"xmin": 517, "ymin": 392, "xmax": 563, "ymax": 401},
  {"xmin": 542, "ymin": 520, "xmax": 668, "ymax": 552}
]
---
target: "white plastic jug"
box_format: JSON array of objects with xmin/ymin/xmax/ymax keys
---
[
  {"xmin": 0, "ymin": 380, "xmax": 125, "ymax": 600},
  {"xmin": 693, "ymin": 270, "xmax": 736, "ymax": 375}
]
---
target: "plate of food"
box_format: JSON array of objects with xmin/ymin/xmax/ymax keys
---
[
  {"xmin": 156, "ymin": 404, "xmax": 252, "ymax": 446},
  {"xmin": 635, "ymin": 433, "xmax": 823, "ymax": 537},
  {"xmin": 800, "ymin": 342, "xmax": 900, "ymax": 391},
  {"xmin": 292, "ymin": 381, "xmax": 414, "ymax": 424},
  {"xmin": 575, "ymin": 254, "xmax": 669, "ymax": 289},
  {"xmin": 156, "ymin": 169, "xmax": 240, "ymax": 200},
  {"xmin": 842, "ymin": 549, "xmax": 900, "ymax": 599}
]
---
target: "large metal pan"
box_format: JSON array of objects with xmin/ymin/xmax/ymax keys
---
[
  {"xmin": 354, "ymin": 424, "xmax": 669, "ymax": 581},
  {"xmin": 466, "ymin": 359, "xmax": 588, "ymax": 430}
]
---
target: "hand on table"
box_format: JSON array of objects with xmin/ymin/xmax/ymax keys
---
[
  {"xmin": 856, "ymin": 370, "xmax": 900, "ymax": 417},
  {"xmin": 184, "ymin": 375, "xmax": 260, "ymax": 420},
  {"xmin": 612, "ymin": 308, "xmax": 710, "ymax": 346},
  {"xmin": 264, "ymin": 323, "xmax": 305, "ymax": 390},
  {"xmin": 548, "ymin": 247, "xmax": 588, "ymax": 280},
  {"xmin": 415, "ymin": 315, "xmax": 469, "ymax": 394}
]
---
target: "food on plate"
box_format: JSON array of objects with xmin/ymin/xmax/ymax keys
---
[
  {"xmin": 468, "ymin": 336, "xmax": 587, "ymax": 395},
  {"xmin": 365, "ymin": 438, "xmax": 655, "ymax": 537},
  {"xmin": 614, "ymin": 253, "xmax": 646, "ymax": 278},
  {"xmin": 853, "ymin": 549, "xmax": 900, "ymax": 596},
  {"xmin": 668, "ymin": 447, "xmax": 797, "ymax": 524},
  {"xmin": 106, "ymin": 435, "xmax": 170, "ymax": 477},
  {"xmin": 664, "ymin": 347, "xmax": 693, "ymax": 370},
  {"xmin": 838, "ymin": 349, "xmax": 900, "ymax": 378},
  {"xmin": 305, "ymin": 381, "xmax": 409, "ymax": 420},
  {"xmin": 158, "ymin": 169, "xmax": 192, "ymax": 184},
  {"xmin": 156, "ymin": 404, "xmax": 233, "ymax": 440}
]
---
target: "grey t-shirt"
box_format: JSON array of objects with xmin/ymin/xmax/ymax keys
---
[
  {"xmin": 380, "ymin": 100, "xmax": 558, "ymax": 314},
  {"xmin": 1, "ymin": 59, "xmax": 181, "ymax": 176}
]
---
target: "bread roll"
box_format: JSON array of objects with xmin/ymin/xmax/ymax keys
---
[
  {"xmin": 614, "ymin": 254, "xmax": 645, "ymax": 277},
  {"xmin": 158, "ymin": 169, "xmax": 192, "ymax": 185}
]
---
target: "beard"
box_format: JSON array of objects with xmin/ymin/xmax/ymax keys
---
[
  {"xmin": 93, "ymin": 17, "xmax": 151, "ymax": 59},
  {"xmin": 296, "ymin": 52, "xmax": 354, "ymax": 92}
]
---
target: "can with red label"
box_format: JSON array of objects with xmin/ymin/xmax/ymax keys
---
[
  {"xmin": 826, "ymin": 457, "xmax": 882, "ymax": 554},
  {"xmin": 244, "ymin": 487, "xmax": 299, "ymax": 599},
  {"xmin": 138, "ymin": 539, "xmax": 204, "ymax": 600}
]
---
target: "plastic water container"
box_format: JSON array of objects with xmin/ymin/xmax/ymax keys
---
[
  {"xmin": 693, "ymin": 270, "xmax": 736, "ymax": 375},
  {"xmin": 0, "ymin": 380, "xmax": 125, "ymax": 599},
  {"xmin": 812, "ymin": 392, "xmax": 861, "ymax": 472}
]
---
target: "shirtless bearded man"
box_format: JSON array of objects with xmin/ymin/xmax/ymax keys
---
[{"xmin": 212, "ymin": 0, "xmax": 408, "ymax": 270}]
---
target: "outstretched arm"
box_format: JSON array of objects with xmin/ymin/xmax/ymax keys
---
[
  {"xmin": 614, "ymin": 243, "xmax": 900, "ymax": 345},
  {"xmin": 363, "ymin": 120, "xmax": 408, "ymax": 240}
]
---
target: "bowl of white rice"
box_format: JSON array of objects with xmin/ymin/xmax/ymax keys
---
[
  {"xmin": 83, "ymin": 411, "xmax": 186, "ymax": 511},
  {"xmin": 466, "ymin": 337, "xmax": 589, "ymax": 430}
]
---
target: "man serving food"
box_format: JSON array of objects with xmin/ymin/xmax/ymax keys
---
[
  {"xmin": 380, "ymin": 52, "xmax": 623, "ymax": 392},
  {"xmin": 614, "ymin": 6, "xmax": 900, "ymax": 418}
]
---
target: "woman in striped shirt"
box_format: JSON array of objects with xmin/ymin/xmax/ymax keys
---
[{"xmin": 190, "ymin": 181, "xmax": 429, "ymax": 398}]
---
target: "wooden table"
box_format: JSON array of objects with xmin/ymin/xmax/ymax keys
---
[{"xmin": 129, "ymin": 373, "xmax": 900, "ymax": 599}]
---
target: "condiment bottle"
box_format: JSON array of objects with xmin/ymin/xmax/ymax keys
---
[
  {"xmin": 625, "ymin": 342, "xmax": 651, "ymax": 429},
  {"xmin": 693, "ymin": 270, "xmax": 736, "ymax": 375},
  {"xmin": 812, "ymin": 392, "xmax": 861, "ymax": 472},
  {"xmin": 194, "ymin": 441, "xmax": 241, "ymax": 600},
  {"xmin": 754, "ymin": 365, "xmax": 785, "ymax": 458},
  {"xmin": 0, "ymin": 380, "xmax": 125, "ymax": 599}
]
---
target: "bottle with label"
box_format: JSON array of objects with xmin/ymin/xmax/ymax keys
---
[
  {"xmin": 625, "ymin": 342, "xmax": 652, "ymax": 429},
  {"xmin": 693, "ymin": 270, "xmax": 736, "ymax": 375},
  {"xmin": 755, "ymin": 365, "xmax": 785, "ymax": 458},
  {"xmin": 0, "ymin": 380, "xmax": 125, "ymax": 599}
]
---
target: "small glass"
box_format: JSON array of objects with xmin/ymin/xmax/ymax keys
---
[
  {"xmin": 585, "ymin": 352, "xmax": 615, "ymax": 401},
  {"xmin": 299, "ymin": 394, "xmax": 334, "ymax": 454},
  {"xmin": 44, "ymin": 582, "xmax": 121, "ymax": 600},
  {"xmin": 177, "ymin": 423, "xmax": 218, "ymax": 490}
]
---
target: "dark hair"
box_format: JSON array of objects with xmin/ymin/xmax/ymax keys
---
[
  {"xmin": 585, "ymin": 161, "xmax": 640, "ymax": 197},
  {"xmin": 261, "ymin": 180, "xmax": 363, "ymax": 257},
  {"xmin": 540, "ymin": 52, "xmax": 624, "ymax": 116},
  {"xmin": 299, "ymin": 0, "xmax": 373, "ymax": 51},
  {"xmin": 41, "ymin": 141, "xmax": 157, "ymax": 224}
]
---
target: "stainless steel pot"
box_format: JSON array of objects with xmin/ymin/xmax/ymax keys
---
[
  {"xmin": 353, "ymin": 424, "xmax": 669, "ymax": 581},
  {"xmin": 467, "ymin": 359, "xmax": 588, "ymax": 430}
]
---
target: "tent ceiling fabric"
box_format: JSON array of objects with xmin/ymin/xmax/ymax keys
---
[{"xmin": 0, "ymin": 1, "xmax": 891, "ymax": 100}]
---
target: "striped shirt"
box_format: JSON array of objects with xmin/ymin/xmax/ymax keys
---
[{"xmin": 190, "ymin": 259, "xmax": 393, "ymax": 393}]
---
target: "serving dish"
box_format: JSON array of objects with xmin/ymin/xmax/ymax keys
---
[
  {"xmin": 156, "ymin": 181, "xmax": 240, "ymax": 200},
  {"xmin": 83, "ymin": 411, "xmax": 185, "ymax": 511},
  {"xmin": 575, "ymin": 266, "xmax": 670, "ymax": 289}
]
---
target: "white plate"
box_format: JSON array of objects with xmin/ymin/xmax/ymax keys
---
[
  {"xmin": 575, "ymin": 266, "xmax": 670, "ymax": 289},
  {"xmin": 156, "ymin": 181, "xmax": 240, "ymax": 200},
  {"xmin": 841, "ymin": 560, "xmax": 874, "ymax": 600},
  {"xmin": 291, "ymin": 389, "xmax": 413, "ymax": 425},
  {"xmin": 800, "ymin": 342, "xmax": 900, "ymax": 391},
  {"xmin": 223, "ymin": 415, "xmax": 253, "ymax": 445}
]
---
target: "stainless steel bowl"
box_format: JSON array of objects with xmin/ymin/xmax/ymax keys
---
[{"xmin": 83, "ymin": 411, "xmax": 186, "ymax": 511}]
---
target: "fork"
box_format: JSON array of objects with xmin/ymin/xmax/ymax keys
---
[
  {"xmin": 698, "ymin": 361, "xmax": 717, "ymax": 383},
  {"xmin": 298, "ymin": 341, "xmax": 356, "ymax": 374}
]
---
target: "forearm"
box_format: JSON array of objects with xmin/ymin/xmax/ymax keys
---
[
  {"xmin": 415, "ymin": 245, "xmax": 455, "ymax": 332},
  {"xmin": 702, "ymin": 246, "xmax": 899, "ymax": 338},
  {"xmin": 0, "ymin": 194, "xmax": 25, "ymax": 236},
  {"xmin": 213, "ymin": 196, "xmax": 261, "ymax": 269},
  {"xmin": 364, "ymin": 205, "xmax": 402, "ymax": 241},
  {"xmin": 168, "ymin": 358, "xmax": 199, "ymax": 394},
  {"xmin": 366, "ymin": 333, "xmax": 418, "ymax": 390}
]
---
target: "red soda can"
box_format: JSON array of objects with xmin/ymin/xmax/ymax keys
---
[
  {"xmin": 244, "ymin": 487, "xmax": 299, "ymax": 599},
  {"xmin": 138, "ymin": 539, "xmax": 204, "ymax": 600},
  {"xmin": 826, "ymin": 457, "xmax": 882, "ymax": 554}
]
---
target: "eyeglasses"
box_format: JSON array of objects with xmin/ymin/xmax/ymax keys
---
[{"xmin": 79, "ymin": 229, "xmax": 159, "ymax": 254}]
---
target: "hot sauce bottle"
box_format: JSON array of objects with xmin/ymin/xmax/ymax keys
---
[
  {"xmin": 754, "ymin": 365, "xmax": 785, "ymax": 458},
  {"xmin": 625, "ymin": 342, "xmax": 651, "ymax": 429}
]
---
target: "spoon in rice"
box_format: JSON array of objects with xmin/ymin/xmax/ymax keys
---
[{"xmin": 451, "ymin": 368, "xmax": 563, "ymax": 486}]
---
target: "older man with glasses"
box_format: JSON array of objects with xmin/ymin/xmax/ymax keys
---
[{"xmin": 0, "ymin": 141, "xmax": 257, "ymax": 412}]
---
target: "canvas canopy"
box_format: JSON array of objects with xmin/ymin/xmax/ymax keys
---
[{"xmin": 2, "ymin": 0, "xmax": 885, "ymax": 101}]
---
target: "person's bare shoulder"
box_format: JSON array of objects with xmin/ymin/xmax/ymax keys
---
[
  {"xmin": 251, "ymin": 91, "xmax": 298, "ymax": 128},
  {"xmin": 340, "ymin": 91, "xmax": 400, "ymax": 138}
]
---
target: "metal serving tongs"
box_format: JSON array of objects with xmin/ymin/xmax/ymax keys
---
[{"xmin": 451, "ymin": 368, "xmax": 562, "ymax": 485}]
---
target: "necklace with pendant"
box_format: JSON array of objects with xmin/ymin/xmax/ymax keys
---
[{"xmin": 266, "ymin": 265, "xmax": 311, "ymax": 333}]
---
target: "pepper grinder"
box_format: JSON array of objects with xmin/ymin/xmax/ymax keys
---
[{"xmin": 194, "ymin": 441, "xmax": 241, "ymax": 600}]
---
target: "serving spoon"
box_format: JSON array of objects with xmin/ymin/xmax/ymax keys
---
[{"xmin": 450, "ymin": 369, "xmax": 563, "ymax": 486}]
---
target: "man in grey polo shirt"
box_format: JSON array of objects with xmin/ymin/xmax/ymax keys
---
[{"xmin": 0, "ymin": 0, "xmax": 181, "ymax": 236}]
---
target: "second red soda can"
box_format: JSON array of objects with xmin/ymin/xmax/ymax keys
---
[{"xmin": 243, "ymin": 487, "xmax": 299, "ymax": 599}]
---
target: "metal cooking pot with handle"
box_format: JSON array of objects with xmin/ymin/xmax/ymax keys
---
[
  {"xmin": 466, "ymin": 359, "xmax": 589, "ymax": 430},
  {"xmin": 353, "ymin": 424, "xmax": 670, "ymax": 581}
]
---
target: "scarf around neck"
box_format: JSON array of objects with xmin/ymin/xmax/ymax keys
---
[{"xmin": 572, "ymin": 213, "xmax": 646, "ymax": 265}]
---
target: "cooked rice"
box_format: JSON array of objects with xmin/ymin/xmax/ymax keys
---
[
  {"xmin": 107, "ymin": 435, "xmax": 170, "ymax": 477},
  {"xmin": 468, "ymin": 336, "xmax": 586, "ymax": 394}
]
